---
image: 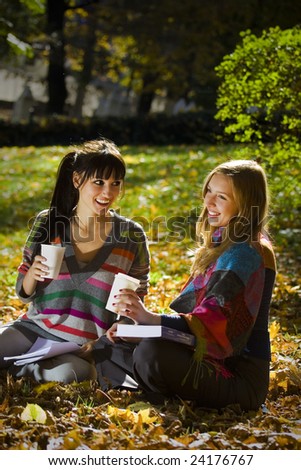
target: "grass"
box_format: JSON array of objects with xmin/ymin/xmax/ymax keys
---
[
  {"xmin": 0, "ymin": 144, "xmax": 227, "ymax": 302},
  {"xmin": 0, "ymin": 143, "xmax": 300, "ymax": 318}
]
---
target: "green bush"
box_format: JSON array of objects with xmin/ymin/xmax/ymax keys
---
[
  {"xmin": 215, "ymin": 26, "xmax": 301, "ymax": 238},
  {"xmin": 0, "ymin": 112, "xmax": 221, "ymax": 147},
  {"xmin": 215, "ymin": 26, "xmax": 301, "ymax": 145}
]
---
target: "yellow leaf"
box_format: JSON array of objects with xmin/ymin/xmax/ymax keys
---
[
  {"xmin": 107, "ymin": 405, "xmax": 135, "ymax": 423},
  {"xmin": 269, "ymin": 321, "xmax": 280, "ymax": 340},
  {"xmin": 0, "ymin": 397, "xmax": 9, "ymax": 412},
  {"xmin": 33, "ymin": 382, "xmax": 57, "ymax": 395},
  {"xmin": 277, "ymin": 379, "xmax": 289, "ymax": 391},
  {"xmin": 243, "ymin": 436, "xmax": 258, "ymax": 444},
  {"xmin": 137, "ymin": 408, "xmax": 158, "ymax": 424},
  {"xmin": 107, "ymin": 405, "xmax": 159, "ymax": 426},
  {"xmin": 20, "ymin": 403, "xmax": 47, "ymax": 423},
  {"xmin": 63, "ymin": 430, "xmax": 83, "ymax": 450},
  {"xmin": 132, "ymin": 412, "xmax": 144, "ymax": 435},
  {"xmin": 174, "ymin": 435, "xmax": 194, "ymax": 445},
  {"xmin": 275, "ymin": 436, "xmax": 290, "ymax": 447}
]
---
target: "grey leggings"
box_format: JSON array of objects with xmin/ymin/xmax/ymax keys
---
[{"xmin": 0, "ymin": 325, "xmax": 96, "ymax": 383}]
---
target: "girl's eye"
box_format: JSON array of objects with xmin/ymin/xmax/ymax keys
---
[
  {"xmin": 218, "ymin": 194, "xmax": 227, "ymax": 200},
  {"xmin": 93, "ymin": 179, "xmax": 121, "ymax": 186}
]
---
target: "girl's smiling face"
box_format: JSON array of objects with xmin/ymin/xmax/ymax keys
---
[
  {"xmin": 73, "ymin": 172, "xmax": 122, "ymax": 218},
  {"xmin": 204, "ymin": 173, "xmax": 238, "ymax": 227}
]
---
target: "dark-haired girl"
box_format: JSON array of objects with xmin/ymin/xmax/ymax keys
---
[{"xmin": 0, "ymin": 139, "xmax": 150, "ymax": 383}]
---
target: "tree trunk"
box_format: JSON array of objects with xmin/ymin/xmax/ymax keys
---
[
  {"xmin": 72, "ymin": 10, "xmax": 97, "ymax": 119},
  {"xmin": 137, "ymin": 73, "xmax": 157, "ymax": 115},
  {"xmin": 46, "ymin": 0, "xmax": 67, "ymax": 115}
]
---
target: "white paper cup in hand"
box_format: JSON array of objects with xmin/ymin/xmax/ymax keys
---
[
  {"xmin": 106, "ymin": 272, "xmax": 140, "ymax": 313},
  {"xmin": 41, "ymin": 244, "xmax": 66, "ymax": 279}
]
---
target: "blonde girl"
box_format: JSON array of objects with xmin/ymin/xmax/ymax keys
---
[{"xmin": 93, "ymin": 159, "xmax": 276, "ymax": 411}]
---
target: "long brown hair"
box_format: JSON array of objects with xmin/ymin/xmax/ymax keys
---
[
  {"xmin": 191, "ymin": 160, "xmax": 270, "ymax": 276},
  {"xmin": 51, "ymin": 138, "xmax": 126, "ymax": 218},
  {"xmin": 30, "ymin": 138, "xmax": 126, "ymax": 252}
]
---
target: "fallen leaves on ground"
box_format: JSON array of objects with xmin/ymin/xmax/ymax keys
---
[
  {"xmin": 0, "ymin": 145, "xmax": 300, "ymax": 450},
  {"xmin": 0, "ymin": 322, "xmax": 300, "ymax": 450}
]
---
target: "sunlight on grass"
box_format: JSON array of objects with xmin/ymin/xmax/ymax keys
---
[
  {"xmin": 0, "ymin": 144, "xmax": 300, "ymax": 324},
  {"xmin": 0, "ymin": 144, "xmax": 224, "ymax": 310}
]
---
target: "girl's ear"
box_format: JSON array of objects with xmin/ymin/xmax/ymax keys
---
[{"xmin": 72, "ymin": 171, "xmax": 81, "ymax": 189}]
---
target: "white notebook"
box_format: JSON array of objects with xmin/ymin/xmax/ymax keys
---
[
  {"xmin": 4, "ymin": 337, "xmax": 80, "ymax": 365},
  {"xmin": 116, "ymin": 324, "xmax": 195, "ymax": 347}
]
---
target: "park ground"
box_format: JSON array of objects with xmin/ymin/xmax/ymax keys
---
[{"xmin": 0, "ymin": 144, "xmax": 300, "ymax": 449}]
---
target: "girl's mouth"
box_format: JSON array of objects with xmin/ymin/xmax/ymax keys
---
[
  {"xmin": 208, "ymin": 210, "xmax": 220, "ymax": 217},
  {"xmin": 96, "ymin": 199, "xmax": 110, "ymax": 207}
]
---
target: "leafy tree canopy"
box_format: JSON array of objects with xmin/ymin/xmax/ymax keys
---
[
  {"xmin": 215, "ymin": 26, "xmax": 301, "ymax": 145},
  {"xmin": 215, "ymin": 26, "xmax": 301, "ymax": 232},
  {"xmin": 0, "ymin": 0, "xmax": 45, "ymax": 58}
]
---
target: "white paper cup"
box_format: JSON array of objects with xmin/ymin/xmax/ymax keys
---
[
  {"xmin": 106, "ymin": 272, "xmax": 140, "ymax": 313},
  {"xmin": 41, "ymin": 244, "xmax": 66, "ymax": 279}
]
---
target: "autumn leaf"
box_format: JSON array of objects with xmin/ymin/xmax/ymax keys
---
[
  {"xmin": 137, "ymin": 408, "xmax": 159, "ymax": 425},
  {"xmin": 20, "ymin": 403, "xmax": 47, "ymax": 423},
  {"xmin": 33, "ymin": 382, "xmax": 58, "ymax": 396},
  {"xmin": 63, "ymin": 430, "xmax": 84, "ymax": 450},
  {"xmin": 269, "ymin": 321, "xmax": 280, "ymax": 340},
  {"xmin": 107, "ymin": 404, "xmax": 159, "ymax": 425}
]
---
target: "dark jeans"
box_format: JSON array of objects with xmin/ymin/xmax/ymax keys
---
[{"xmin": 92, "ymin": 336, "xmax": 270, "ymax": 411}]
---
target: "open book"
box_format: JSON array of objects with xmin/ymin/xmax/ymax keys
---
[
  {"xmin": 116, "ymin": 324, "xmax": 196, "ymax": 347},
  {"xmin": 4, "ymin": 337, "xmax": 81, "ymax": 366}
]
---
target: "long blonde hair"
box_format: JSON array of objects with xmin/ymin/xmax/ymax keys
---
[{"xmin": 191, "ymin": 160, "xmax": 270, "ymax": 276}]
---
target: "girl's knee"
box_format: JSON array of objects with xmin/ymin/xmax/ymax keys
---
[
  {"xmin": 10, "ymin": 355, "xmax": 97, "ymax": 383},
  {"xmin": 47, "ymin": 355, "xmax": 97, "ymax": 383},
  {"xmin": 133, "ymin": 339, "xmax": 163, "ymax": 366},
  {"xmin": 133, "ymin": 339, "xmax": 171, "ymax": 389}
]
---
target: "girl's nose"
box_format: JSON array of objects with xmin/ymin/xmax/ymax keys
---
[
  {"xmin": 101, "ymin": 183, "xmax": 112, "ymax": 196},
  {"xmin": 205, "ymin": 193, "xmax": 215, "ymax": 206}
]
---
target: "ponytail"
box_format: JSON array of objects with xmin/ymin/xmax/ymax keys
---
[
  {"xmin": 50, "ymin": 152, "xmax": 79, "ymax": 218},
  {"xmin": 33, "ymin": 152, "xmax": 78, "ymax": 246}
]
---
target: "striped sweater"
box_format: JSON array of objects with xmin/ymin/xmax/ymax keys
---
[{"xmin": 16, "ymin": 210, "xmax": 150, "ymax": 345}]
